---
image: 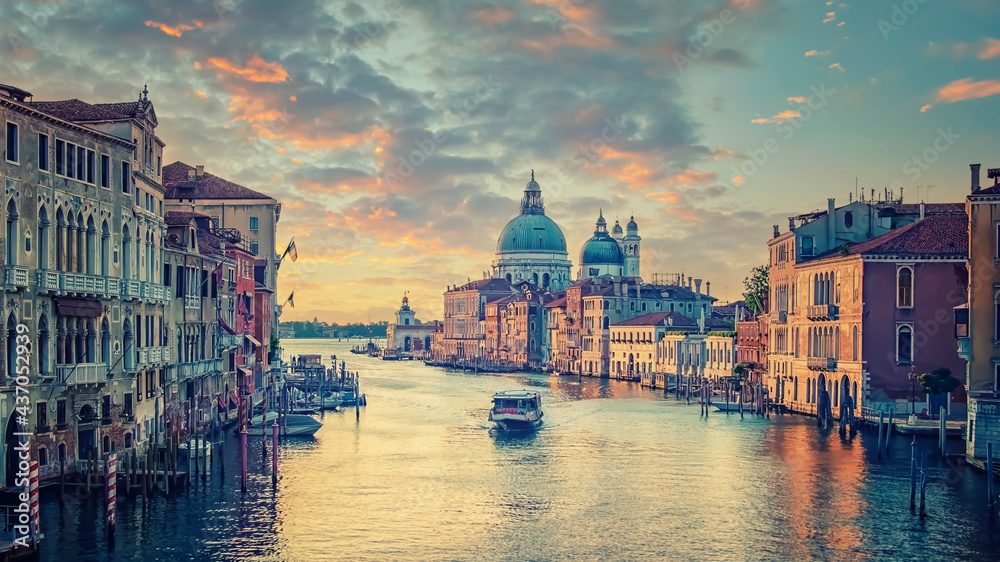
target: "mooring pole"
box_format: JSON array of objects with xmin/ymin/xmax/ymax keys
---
[
  {"xmin": 988, "ymin": 442, "xmax": 996, "ymax": 509},
  {"xmin": 939, "ymin": 407, "xmax": 947, "ymax": 457},
  {"xmin": 271, "ymin": 421, "xmax": 279, "ymax": 484},
  {"xmin": 910, "ymin": 437, "xmax": 918, "ymax": 510},
  {"xmin": 919, "ymin": 452, "xmax": 928, "ymax": 517},
  {"xmin": 240, "ymin": 427, "xmax": 248, "ymax": 493}
]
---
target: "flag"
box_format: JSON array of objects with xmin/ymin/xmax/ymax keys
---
[
  {"xmin": 287, "ymin": 290, "xmax": 295, "ymax": 308},
  {"xmin": 288, "ymin": 240, "xmax": 297, "ymax": 262},
  {"xmin": 213, "ymin": 261, "xmax": 224, "ymax": 288},
  {"xmin": 238, "ymin": 296, "xmax": 249, "ymax": 318}
]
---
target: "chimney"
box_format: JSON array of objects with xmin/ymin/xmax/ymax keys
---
[
  {"xmin": 773, "ymin": 225, "xmax": 780, "ymax": 238},
  {"xmin": 694, "ymin": 279, "xmax": 702, "ymax": 295},
  {"xmin": 919, "ymin": 201, "xmax": 925, "ymax": 220},
  {"xmin": 187, "ymin": 168, "xmax": 196, "ymax": 181},
  {"xmin": 788, "ymin": 217, "xmax": 795, "ymax": 232},
  {"xmin": 705, "ymin": 281, "xmax": 711, "ymax": 297},
  {"xmin": 827, "ymin": 198, "xmax": 836, "ymax": 248},
  {"xmin": 972, "ymin": 163, "xmax": 982, "ymax": 193},
  {"xmin": 688, "ymin": 277, "xmax": 693, "ymax": 291},
  {"xmin": 196, "ymin": 165, "xmax": 205, "ymax": 178}
]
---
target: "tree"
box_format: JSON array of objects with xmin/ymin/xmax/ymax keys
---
[
  {"xmin": 742, "ymin": 265, "xmax": 769, "ymax": 315},
  {"xmin": 919, "ymin": 367, "xmax": 960, "ymax": 395}
]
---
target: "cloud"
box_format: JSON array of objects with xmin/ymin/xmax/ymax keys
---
[
  {"xmin": 934, "ymin": 77, "xmax": 1000, "ymax": 103},
  {"xmin": 472, "ymin": 8, "xmax": 514, "ymax": 25},
  {"xmin": 823, "ymin": 12, "xmax": 836, "ymax": 23},
  {"xmin": 207, "ymin": 54, "xmax": 290, "ymax": 83},
  {"xmin": 919, "ymin": 104, "xmax": 932, "ymax": 113},
  {"xmin": 804, "ymin": 50, "xmax": 830, "ymax": 57},
  {"xmin": 751, "ymin": 110, "xmax": 802, "ymax": 124},
  {"xmin": 787, "ymin": 96, "xmax": 807, "ymax": 103},
  {"xmin": 145, "ymin": 20, "xmax": 203, "ymax": 37},
  {"xmin": 980, "ymin": 38, "xmax": 1000, "ymax": 59},
  {"xmin": 829, "ymin": 62, "xmax": 845, "ymax": 72}
]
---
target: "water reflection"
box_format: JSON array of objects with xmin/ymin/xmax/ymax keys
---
[{"xmin": 34, "ymin": 339, "xmax": 1000, "ymax": 561}]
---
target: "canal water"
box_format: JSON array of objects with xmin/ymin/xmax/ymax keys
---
[{"xmin": 38, "ymin": 339, "xmax": 1000, "ymax": 561}]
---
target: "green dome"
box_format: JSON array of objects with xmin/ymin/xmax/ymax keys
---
[
  {"xmin": 497, "ymin": 213, "xmax": 568, "ymax": 254},
  {"xmin": 580, "ymin": 234, "xmax": 623, "ymax": 265}
]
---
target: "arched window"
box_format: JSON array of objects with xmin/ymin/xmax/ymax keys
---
[
  {"xmin": 852, "ymin": 325, "xmax": 859, "ymax": 362},
  {"xmin": 641, "ymin": 302, "xmax": 647, "ymax": 311},
  {"xmin": 38, "ymin": 206, "xmax": 48, "ymax": 269},
  {"xmin": 853, "ymin": 267, "xmax": 859, "ymax": 302},
  {"xmin": 505, "ymin": 273, "xmax": 512, "ymax": 283},
  {"xmin": 542, "ymin": 273, "xmax": 550, "ymax": 288},
  {"xmin": 897, "ymin": 325, "xmax": 913, "ymax": 364},
  {"xmin": 6, "ymin": 199, "xmax": 18, "ymax": 266},
  {"xmin": 602, "ymin": 316, "xmax": 609, "ymax": 329},
  {"xmin": 844, "ymin": 211, "xmax": 853, "ymax": 229},
  {"xmin": 630, "ymin": 302, "xmax": 635, "ymax": 311},
  {"xmin": 897, "ymin": 267, "xmax": 913, "ymax": 307}
]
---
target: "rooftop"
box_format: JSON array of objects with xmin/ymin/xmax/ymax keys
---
[
  {"xmin": 163, "ymin": 161, "xmax": 276, "ymax": 201},
  {"xmin": 812, "ymin": 214, "xmax": 967, "ymax": 260}
]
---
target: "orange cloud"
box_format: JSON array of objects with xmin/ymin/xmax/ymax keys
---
[
  {"xmin": 804, "ymin": 50, "xmax": 829, "ymax": 57},
  {"xmin": 646, "ymin": 191, "xmax": 680, "ymax": 204},
  {"xmin": 935, "ymin": 77, "xmax": 1000, "ymax": 103},
  {"xmin": 145, "ymin": 20, "xmax": 203, "ymax": 37},
  {"xmin": 751, "ymin": 110, "xmax": 802, "ymax": 124},
  {"xmin": 521, "ymin": 24, "xmax": 614, "ymax": 54},
  {"xmin": 829, "ymin": 62, "xmax": 845, "ymax": 72},
  {"xmin": 823, "ymin": 12, "xmax": 835, "ymax": 23},
  {"xmin": 919, "ymin": 104, "xmax": 932, "ymax": 113},
  {"xmin": 207, "ymin": 54, "xmax": 289, "ymax": 83},
  {"xmin": 531, "ymin": 0, "xmax": 595, "ymax": 21},
  {"xmin": 980, "ymin": 38, "xmax": 1000, "ymax": 59},
  {"xmin": 787, "ymin": 96, "xmax": 808, "ymax": 103},
  {"xmin": 473, "ymin": 8, "xmax": 514, "ymax": 24},
  {"xmin": 665, "ymin": 169, "xmax": 716, "ymax": 186}
]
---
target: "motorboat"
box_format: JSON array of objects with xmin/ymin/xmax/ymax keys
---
[
  {"xmin": 714, "ymin": 403, "xmax": 744, "ymax": 412},
  {"xmin": 249, "ymin": 411, "xmax": 323, "ymax": 436},
  {"xmin": 489, "ymin": 390, "xmax": 543, "ymax": 432},
  {"xmin": 319, "ymin": 391, "xmax": 343, "ymax": 410},
  {"xmin": 339, "ymin": 389, "xmax": 367, "ymax": 407}
]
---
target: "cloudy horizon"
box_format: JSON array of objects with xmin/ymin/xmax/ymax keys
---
[{"xmin": 2, "ymin": 0, "xmax": 998, "ymax": 323}]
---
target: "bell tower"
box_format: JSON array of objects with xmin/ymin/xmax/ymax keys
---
[{"xmin": 623, "ymin": 215, "xmax": 641, "ymax": 278}]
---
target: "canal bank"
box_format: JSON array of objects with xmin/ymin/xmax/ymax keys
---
[{"xmin": 33, "ymin": 339, "xmax": 1000, "ymax": 561}]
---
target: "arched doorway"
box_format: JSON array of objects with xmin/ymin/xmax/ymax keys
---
[
  {"xmin": 404, "ymin": 336, "xmax": 411, "ymax": 352},
  {"xmin": 5, "ymin": 414, "xmax": 20, "ymax": 486},
  {"xmin": 425, "ymin": 336, "xmax": 431, "ymax": 350},
  {"xmin": 627, "ymin": 353, "xmax": 634, "ymax": 378},
  {"xmin": 77, "ymin": 404, "xmax": 96, "ymax": 462},
  {"xmin": 817, "ymin": 373, "xmax": 827, "ymax": 404}
]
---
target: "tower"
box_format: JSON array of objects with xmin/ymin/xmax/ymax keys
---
[{"xmin": 623, "ymin": 215, "xmax": 641, "ymax": 278}]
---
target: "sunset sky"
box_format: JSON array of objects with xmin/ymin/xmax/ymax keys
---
[{"xmin": 3, "ymin": 0, "xmax": 998, "ymax": 323}]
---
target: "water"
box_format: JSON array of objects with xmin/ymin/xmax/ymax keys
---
[{"xmin": 38, "ymin": 339, "xmax": 1000, "ymax": 561}]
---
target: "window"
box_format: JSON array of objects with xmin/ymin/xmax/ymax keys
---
[
  {"xmin": 211, "ymin": 215, "xmax": 220, "ymax": 228},
  {"xmin": 157, "ymin": 156, "xmax": 161, "ymax": 176},
  {"xmin": 897, "ymin": 267, "xmax": 913, "ymax": 307},
  {"xmin": 995, "ymin": 300, "xmax": 1000, "ymax": 341},
  {"xmin": 100, "ymin": 154, "xmax": 110, "ymax": 188},
  {"xmin": 996, "ymin": 224, "xmax": 1000, "ymax": 259},
  {"xmin": 844, "ymin": 211, "xmax": 853, "ymax": 229},
  {"xmin": 897, "ymin": 325, "xmax": 913, "ymax": 364},
  {"xmin": 38, "ymin": 133, "xmax": 49, "ymax": 171},
  {"xmin": 38, "ymin": 447, "xmax": 47, "ymax": 467},
  {"xmin": 249, "ymin": 216, "xmax": 259, "ymax": 231},
  {"xmin": 66, "ymin": 143, "xmax": 75, "ymax": 178},
  {"xmin": 124, "ymin": 393, "xmax": 133, "ymax": 417},
  {"xmin": 56, "ymin": 399, "xmax": 66, "ymax": 427},
  {"xmin": 36, "ymin": 402, "xmax": 47, "ymax": 428},
  {"xmin": 86, "ymin": 150, "xmax": 95, "ymax": 184},
  {"xmin": 250, "ymin": 241, "xmax": 259, "ymax": 255},
  {"xmin": 163, "ymin": 263, "xmax": 171, "ymax": 286},
  {"xmin": 5, "ymin": 122, "xmax": 18, "ymax": 163},
  {"xmin": 800, "ymin": 236, "xmax": 814, "ymax": 256},
  {"xmin": 55, "ymin": 139, "xmax": 65, "ymax": 175},
  {"xmin": 121, "ymin": 161, "xmax": 131, "ymax": 193},
  {"xmin": 77, "ymin": 146, "xmax": 85, "ymax": 179},
  {"xmin": 102, "ymin": 395, "xmax": 111, "ymax": 421}
]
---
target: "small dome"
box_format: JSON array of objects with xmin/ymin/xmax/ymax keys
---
[
  {"xmin": 525, "ymin": 169, "xmax": 540, "ymax": 192},
  {"xmin": 611, "ymin": 220, "xmax": 623, "ymax": 237},
  {"xmin": 626, "ymin": 215, "xmax": 638, "ymax": 232},
  {"xmin": 580, "ymin": 235, "xmax": 624, "ymax": 265}
]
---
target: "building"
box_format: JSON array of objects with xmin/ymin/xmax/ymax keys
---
[
  {"xmin": 493, "ymin": 172, "xmax": 572, "ymax": 290},
  {"xmin": 735, "ymin": 304, "xmax": 768, "ymax": 383},
  {"xmin": 958, "ymin": 163, "xmax": 1000, "ymax": 463},
  {"xmin": 385, "ymin": 294, "xmax": 435, "ymax": 356},
  {"xmin": 765, "ymin": 195, "xmax": 967, "ymax": 416},
  {"xmin": 440, "ymin": 277, "xmax": 514, "ymax": 361},
  {"xmin": 651, "ymin": 313, "xmax": 734, "ymax": 386}
]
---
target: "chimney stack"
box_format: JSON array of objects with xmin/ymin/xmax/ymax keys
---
[
  {"xmin": 972, "ymin": 163, "xmax": 982, "ymax": 193},
  {"xmin": 773, "ymin": 225, "xmax": 780, "ymax": 238},
  {"xmin": 688, "ymin": 277, "xmax": 693, "ymax": 291},
  {"xmin": 788, "ymin": 217, "xmax": 796, "ymax": 232},
  {"xmin": 919, "ymin": 201, "xmax": 925, "ymax": 220},
  {"xmin": 705, "ymin": 281, "xmax": 710, "ymax": 297},
  {"xmin": 694, "ymin": 279, "xmax": 702, "ymax": 295},
  {"xmin": 196, "ymin": 165, "xmax": 205, "ymax": 178},
  {"xmin": 827, "ymin": 198, "xmax": 836, "ymax": 248},
  {"xmin": 187, "ymin": 168, "xmax": 196, "ymax": 181}
]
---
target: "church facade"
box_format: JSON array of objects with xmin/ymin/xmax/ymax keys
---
[{"xmin": 385, "ymin": 294, "xmax": 434, "ymax": 356}]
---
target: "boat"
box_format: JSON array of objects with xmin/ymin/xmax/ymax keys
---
[
  {"xmin": 319, "ymin": 391, "xmax": 343, "ymax": 409},
  {"xmin": 339, "ymin": 389, "xmax": 367, "ymax": 407},
  {"xmin": 249, "ymin": 412, "xmax": 323, "ymax": 436},
  {"xmin": 381, "ymin": 347, "xmax": 401, "ymax": 361},
  {"xmin": 489, "ymin": 390, "xmax": 543, "ymax": 432},
  {"xmin": 714, "ymin": 403, "xmax": 744, "ymax": 412}
]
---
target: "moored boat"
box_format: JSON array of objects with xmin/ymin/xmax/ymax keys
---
[
  {"xmin": 249, "ymin": 412, "xmax": 323, "ymax": 436},
  {"xmin": 489, "ymin": 390, "xmax": 543, "ymax": 432}
]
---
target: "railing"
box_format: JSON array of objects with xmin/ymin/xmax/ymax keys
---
[
  {"xmin": 56, "ymin": 362, "xmax": 107, "ymax": 385},
  {"xmin": 219, "ymin": 333, "xmax": 242, "ymax": 349},
  {"xmin": 37, "ymin": 270, "xmax": 59, "ymax": 292},
  {"xmin": 4, "ymin": 265, "xmax": 28, "ymax": 288},
  {"xmin": 772, "ymin": 311, "xmax": 787, "ymax": 324},
  {"xmin": 957, "ymin": 337, "xmax": 971, "ymax": 359},
  {"xmin": 172, "ymin": 357, "xmax": 225, "ymax": 381},
  {"xmin": 806, "ymin": 304, "xmax": 837, "ymax": 320},
  {"xmin": 806, "ymin": 356, "xmax": 837, "ymax": 371},
  {"xmin": 123, "ymin": 280, "xmax": 141, "ymax": 299},
  {"xmin": 184, "ymin": 295, "xmax": 201, "ymax": 309}
]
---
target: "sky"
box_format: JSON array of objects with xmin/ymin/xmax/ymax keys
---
[{"xmin": 1, "ymin": 0, "xmax": 998, "ymax": 323}]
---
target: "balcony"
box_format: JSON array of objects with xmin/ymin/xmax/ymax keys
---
[
  {"xmin": 807, "ymin": 356, "xmax": 837, "ymax": 371},
  {"xmin": 771, "ymin": 311, "xmax": 787, "ymax": 324},
  {"xmin": 37, "ymin": 270, "xmax": 60, "ymax": 292},
  {"xmin": 4, "ymin": 265, "xmax": 28, "ymax": 288},
  {"xmin": 123, "ymin": 280, "xmax": 141, "ymax": 299},
  {"xmin": 219, "ymin": 333, "xmax": 242, "ymax": 349},
  {"xmin": 138, "ymin": 346, "xmax": 172, "ymax": 366},
  {"xmin": 184, "ymin": 295, "xmax": 201, "ymax": 309},
  {"xmin": 56, "ymin": 363, "xmax": 108, "ymax": 385},
  {"xmin": 806, "ymin": 304, "xmax": 838, "ymax": 321},
  {"xmin": 171, "ymin": 357, "xmax": 225, "ymax": 381}
]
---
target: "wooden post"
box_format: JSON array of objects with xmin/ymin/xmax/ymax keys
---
[
  {"xmin": 919, "ymin": 452, "xmax": 928, "ymax": 517},
  {"xmin": 60, "ymin": 456, "xmax": 65, "ymax": 499},
  {"xmin": 988, "ymin": 443, "xmax": 995, "ymax": 509},
  {"xmin": 355, "ymin": 383, "xmax": 361, "ymax": 422},
  {"xmin": 240, "ymin": 427, "xmax": 248, "ymax": 493},
  {"xmin": 885, "ymin": 409, "xmax": 893, "ymax": 454},
  {"xmin": 910, "ymin": 437, "xmax": 917, "ymax": 510},
  {"xmin": 939, "ymin": 406, "xmax": 947, "ymax": 457},
  {"xmin": 877, "ymin": 412, "xmax": 884, "ymax": 457},
  {"xmin": 738, "ymin": 383, "xmax": 743, "ymax": 418},
  {"xmin": 272, "ymin": 421, "xmax": 279, "ymax": 483}
]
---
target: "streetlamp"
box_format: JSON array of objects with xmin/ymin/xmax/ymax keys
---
[{"xmin": 908, "ymin": 366, "xmax": 918, "ymax": 417}]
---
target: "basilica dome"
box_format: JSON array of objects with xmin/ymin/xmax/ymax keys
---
[
  {"xmin": 497, "ymin": 214, "xmax": 567, "ymax": 253},
  {"xmin": 580, "ymin": 210, "xmax": 624, "ymax": 266}
]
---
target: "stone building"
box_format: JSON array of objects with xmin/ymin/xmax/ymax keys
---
[
  {"xmin": 958, "ymin": 163, "xmax": 1000, "ymax": 462},
  {"xmin": 385, "ymin": 294, "xmax": 434, "ymax": 355}
]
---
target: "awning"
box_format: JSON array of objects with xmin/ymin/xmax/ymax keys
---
[
  {"xmin": 55, "ymin": 297, "xmax": 103, "ymax": 317},
  {"xmin": 218, "ymin": 394, "xmax": 226, "ymax": 410},
  {"xmin": 229, "ymin": 390, "xmax": 239, "ymax": 407},
  {"xmin": 245, "ymin": 334, "xmax": 262, "ymax": 347},
  {"xmin": 218, "ymin": 315, "xmax": 237, "ymax": 335},
  {"xmin": 238, "ymin": 367, "xmax": 252, "ymax": 377}
]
